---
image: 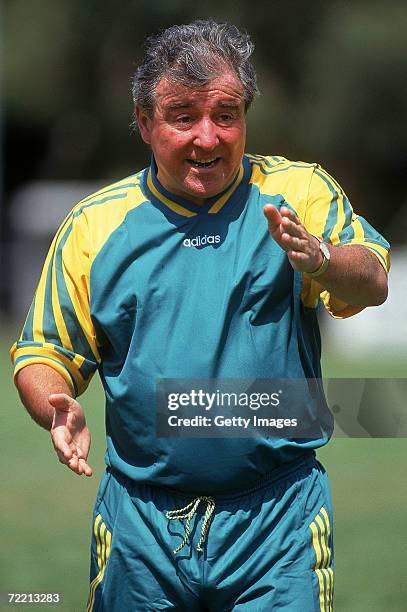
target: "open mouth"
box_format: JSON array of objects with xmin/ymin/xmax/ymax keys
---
[{"xmin": 187, "ymin": 157, "xmax": 221, "ymax": 169}]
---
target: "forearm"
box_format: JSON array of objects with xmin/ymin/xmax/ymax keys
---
[
  {"xmin": 310, "ymin": 244, "xmax": 388, "ymax": 307},
  {"xmin": 264, "ymin": 205, "xmax": 389, "ymax": 308},
  {"xmin": 15, "ymin": 364, "xmax": 74, "ymax": 431}
]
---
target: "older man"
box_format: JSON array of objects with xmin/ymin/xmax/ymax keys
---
[{"xmin": 12, "ymin": 20, "xmax": 389, "ymax": 611}]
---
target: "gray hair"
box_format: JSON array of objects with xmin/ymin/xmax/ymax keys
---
[{"xmin": 132, "ymin": 20, "xmax": 259, "ymax": 115}]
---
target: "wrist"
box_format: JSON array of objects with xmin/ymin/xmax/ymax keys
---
[{"xmin": 307, "ymin": 236, "xmax": 331, "ymax": 278}]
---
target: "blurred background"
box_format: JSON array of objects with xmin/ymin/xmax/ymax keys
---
[{"xmin": 1, "ymin": 1, "xmax": 406, "ymax": 610}]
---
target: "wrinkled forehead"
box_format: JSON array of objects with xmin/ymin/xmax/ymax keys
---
[{"xmin": 153, "ymin": 70, "xmax": 246, "ymax": 111}]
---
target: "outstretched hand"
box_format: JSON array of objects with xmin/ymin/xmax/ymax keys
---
[
  {"xmin": 263, "ymin": 205, "xmax": 323, "ymax": 274},
  {"xmin": 49, "ymin": 393, "xmax": 93, "ymax": 477}
]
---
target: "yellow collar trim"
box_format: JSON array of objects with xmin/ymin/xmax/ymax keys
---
[
  {"xmin": 148, "ymin": 162, "xmax": 244, "ymax": 216},
  {"xmin": 208, "ymin": 164, "xmax": 244, "ymax": 214},
  {"xmin": 147, "ymin": 172, "xmax": 197, "ymax": 218}
]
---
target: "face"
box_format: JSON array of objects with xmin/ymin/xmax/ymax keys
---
[{"xmin": 136, "ymin": 69, "xmax": 246, "ymax": 205}]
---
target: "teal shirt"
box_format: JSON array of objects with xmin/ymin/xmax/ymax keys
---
[{"xmin": 12, "ymin": 155, "xmax": 390, "ymax": 493}]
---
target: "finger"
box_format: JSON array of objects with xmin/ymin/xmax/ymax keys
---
[
  {"xmin": 68, "ymin": 456, "xmax": 93, "ymax": 477},
  {"xmin": 51, "ymin": 430, "xmax": 74, "ymax": 460},
  {"xmin": 280, "ymin": 206, "xmax": 301, "ymax": 224},
  {"xmin": 287, "ymin": 250, "xmax": 308, "ymax": 263},
  {"xmin": 75, "ymin": 444, "xmax": 90, "ymax": 462},
  {"xmin": 287, "ymin": 250, "xmax": 309, "ymax": 272},
  {"xmin": 78, "ymin": 458, "xmax": 93, "ymax": 477},
  {"xmin": 263, "ymin": 204, "xmax": 282, "ymax": 233},
  {"xmin": 281, "ymin": 217, "xmax": 304, "ymax": 238},
  {"xmin": 55, "ymin": 447, "xmax": 73, "ymax": 465},
  {"xmin": 76, "ymin": 446, "xmax": 85, "ymax": 459},
  {"xmin": 68, "ymin": 454, "xmax": 79, "ymax": 471},
  {"xmin": 281, "ymin": 233, "xmax": 305, "ymax": 252}
]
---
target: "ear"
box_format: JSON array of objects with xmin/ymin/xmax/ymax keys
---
[{"xmin": 135, "ymin": 106, "xmax": 153, "ymax": 144}]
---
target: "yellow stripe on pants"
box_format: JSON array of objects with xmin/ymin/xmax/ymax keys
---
[
  {"xmin": 310, "ymin": 506, "xmax": 334, "ymax": 612},
  {"xmin": 86, "ymin": 514, "xmax": 112, "ymax": 612},
  {"xmin": 310, "ymin": 520, "xmax": 326, "ymax": 611}
]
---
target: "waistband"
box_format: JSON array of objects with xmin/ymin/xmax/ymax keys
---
[
  {"xmin": 109, "ymin": 451, "xmax": 318, "ymax": 556},
  {"xmin": 110, "ymin": 450, "xmax": 317, "ymax": 503}
]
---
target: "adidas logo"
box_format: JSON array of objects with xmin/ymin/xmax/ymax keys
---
[{"xmin": 182, "ymin": 235, "xmax": 221, "ymax": 247}]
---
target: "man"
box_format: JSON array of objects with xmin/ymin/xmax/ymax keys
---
[{"xmin": 11, "ymin": 20, "xmax": 389, "ymax": 612}]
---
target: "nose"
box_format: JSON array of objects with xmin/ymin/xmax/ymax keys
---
[{"xmin": 193, "ymin": 118, "xmax": 219, "ymax": 151}]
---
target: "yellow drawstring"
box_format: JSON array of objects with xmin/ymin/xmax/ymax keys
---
[{"xmin": 165, "ymin": 496, "xmax": 215, "ymax": 554}]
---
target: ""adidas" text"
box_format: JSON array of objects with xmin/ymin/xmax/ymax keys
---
[{"xmin": 182, "ymin": 235, "xmax": 221, "ymax": 247}]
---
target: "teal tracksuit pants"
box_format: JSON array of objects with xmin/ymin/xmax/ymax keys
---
[{"xmin": 87, "ymin": 454, "xmax": 334, "ymax": 611}]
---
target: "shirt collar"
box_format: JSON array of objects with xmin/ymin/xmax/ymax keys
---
[{"xmin": 143, "ymin": 155, "xmax": 250, "ymax": 217}]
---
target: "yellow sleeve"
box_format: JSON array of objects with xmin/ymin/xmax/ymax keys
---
[
  {"xmin": 301, "ymin": 165, "xmax": 390, "ymax": 318},
  {"xmin": 10, "ymin": 205, "xmax": 100, "ymax": 396}
]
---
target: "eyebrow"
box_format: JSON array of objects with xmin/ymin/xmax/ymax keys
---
[
  {"xmin": 167, "ymin": 102, "xmax": 193, "ymax": 110},
  {"xmin": 219, "ymin": 101, "xmax": 241, "ymax": 108},
  {"xmin": 167, "ymin": 100, "xmax": 241, "ymax": 111}
]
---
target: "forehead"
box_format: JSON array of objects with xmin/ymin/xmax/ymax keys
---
[{"xmin": 154, "ymin": 70, "xmax": 245, "ymax": 110}]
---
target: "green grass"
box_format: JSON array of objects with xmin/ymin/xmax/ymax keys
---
[{"xmin": 1, "ymin": 325, "xmax": 406, "ymax": 611}]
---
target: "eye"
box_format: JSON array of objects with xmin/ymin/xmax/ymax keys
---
[
  {"xmin": 176, "ymin": 115, "xmax": 193, "ymax": 125},
  {"xmin": 218, "ymin": 113, "xmax": 235, "ymax": 124}
]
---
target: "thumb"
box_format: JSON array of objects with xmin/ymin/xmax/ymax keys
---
[{"xmin": 48, "ymin": 393, "xmax": 76, "ymax": 413}]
